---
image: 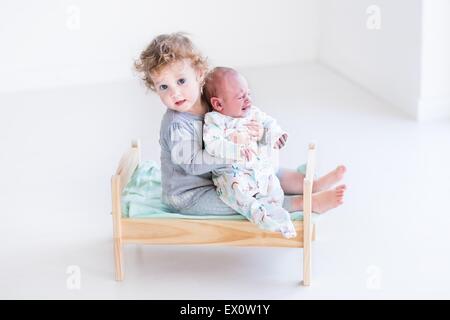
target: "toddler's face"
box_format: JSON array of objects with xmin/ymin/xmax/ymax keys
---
[
  {"xmin": 213, "ymin": 73, "xmax": 252, "ymax": 118},
  {"xmin": 151, "ymin": 59, "xmax": 202, "ymax": 113}
]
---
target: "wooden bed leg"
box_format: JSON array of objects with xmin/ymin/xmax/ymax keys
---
[
  {"xmin": 112, "ymin": 175, "xmax": 124, "ymax": 281},
  {"xmin": 114, "ymin": 238, "xmax": 124, "ymax": 281},
  {"xmin": 302, "ymin": 143, "xmax": 316, "ymax": 286},
  {"xmin": 303, "ymin": 179, "xmax": 312, "ymax": 286}
]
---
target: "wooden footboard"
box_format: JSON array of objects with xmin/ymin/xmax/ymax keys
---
[{"xmin": 111, "ymin": 139, "xmax": 316, "ymax": 285}]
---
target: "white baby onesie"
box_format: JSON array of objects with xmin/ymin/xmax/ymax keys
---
[{"xmin": 203, "ymin": 106, "xmax": 296, "ymax": 238}]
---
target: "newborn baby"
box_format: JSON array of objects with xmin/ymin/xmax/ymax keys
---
[{"xmin": 203, "ymin": 67, "xmax": 296, "ymax": 238}]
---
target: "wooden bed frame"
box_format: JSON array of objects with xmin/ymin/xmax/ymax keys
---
[{"xmin": 111, "ymin": 140, "xmax": 317, "ymax": 286}]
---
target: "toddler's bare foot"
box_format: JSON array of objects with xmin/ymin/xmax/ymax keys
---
[
  {"xmin": 313, "ymin": 165, "xmax": 346, "ymax": 192},
  {"xmin": 311, "ymin": 185, "xmax": 346, "ymax": 214}
]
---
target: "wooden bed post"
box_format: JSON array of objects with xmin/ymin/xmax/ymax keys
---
[
  {"xmin": 112, "ymin": 175, "xmax": 124, "ymax": 281},
  {"xmin": 302, "ymin": 143, "xmax": 316, "ymax": 286},
  {"xmin": 111, "ymin": 139, "xmax": 141, "ymax": 281},
  {"xmin": 131, "ymin": 139, "xmax": 141, "ymax": 164}
]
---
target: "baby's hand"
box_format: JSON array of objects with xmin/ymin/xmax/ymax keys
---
[
  {"xmin": 274, "ymin": 133, "xmax": 288, "ymax": 149},
  {"xmin": 244, "ymin": 120, "xmax": 264, "ymax": 142},
  {"xmin": 230, "ymin": 131, "xmax": 250, "ymax": 145}
]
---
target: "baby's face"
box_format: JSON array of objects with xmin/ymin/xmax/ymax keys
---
[
  {"xmin": 151, "ymin": 59, "xmax": 202, "ymax": 113},
  {"xmin": 214, "ymin": 73, "xmax": 252, "ymax": 118}
]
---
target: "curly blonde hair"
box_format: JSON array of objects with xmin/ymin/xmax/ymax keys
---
[{"xmin": 134, "ymin": 32, "xmax": 209, "ymax": 91}]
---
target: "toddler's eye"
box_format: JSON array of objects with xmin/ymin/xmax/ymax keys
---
[
  {"xmin": 177, "ymin": 78, "xmax": 186, "ymax": 85},
  {"xmin": 159, "ymin": 84, "xmax": 168, "ymax": 91}
]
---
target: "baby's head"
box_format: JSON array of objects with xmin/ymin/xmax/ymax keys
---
[
  {"xmin": 134, "ymin": 32, "xmax": 208, "ymax": 112},
  {"xmin": 204, "ymin": 67, "xmax": 252, "ymax": 118}
]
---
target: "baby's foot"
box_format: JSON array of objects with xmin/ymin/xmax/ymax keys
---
[
  {"xmin": 268, "ymin": 207, "xmax": 297, "ymax": 238},
  {"xmin": 313, "ymin": 165, "xmax": 346, "ymax": 192},
  {"xmin": 258, "ymin": 212, "xmax": 296, "ymax": 239},
  {"xmin": 265, "ymin": 215, "xmax": 297, "ymax": 239},
  {"xmin": 311, "ymin": 184, "xmax": 346, "ymax": 214},
  {"xmin": 280, "ymin": 224, "xmax": 297, "ymax": 239}
]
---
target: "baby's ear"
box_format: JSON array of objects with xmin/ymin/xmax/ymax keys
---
[{"xmin": 210, "ymin": 97, "xmax": 222, "ymax": 112}]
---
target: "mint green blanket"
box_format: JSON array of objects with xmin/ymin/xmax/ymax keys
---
[{"xmin": 121, "ymin": 161, "xmax": 319, "ymax": 222}]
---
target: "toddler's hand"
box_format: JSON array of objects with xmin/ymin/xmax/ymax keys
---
[
  {"xmin": 245, "ymin": 120, "xmax": 264, "ymax": 142},
  {"xmin": 274, "ymin": 133, "xmax": 288, "ymax": 149}
]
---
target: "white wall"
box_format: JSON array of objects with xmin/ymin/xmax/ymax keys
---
[
  {"xmin": 418, "ymin": 0, "xmax": 450, "ymax": 121},
  {"xmin": 0, "ymin": 0, "xmax": 319, "ymax": 93},
  {"xmin": 318, "ymin": 0, "xmax": 423, "ymax": 119}
]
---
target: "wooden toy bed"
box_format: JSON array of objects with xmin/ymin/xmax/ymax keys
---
[{"xmin": 111, "ymin": 140, "xmax": 317, "ymax": 286}]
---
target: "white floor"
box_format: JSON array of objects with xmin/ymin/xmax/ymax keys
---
[{"xmin": 1, "ymin": 63, "xmax": 450, "ymax": 299}]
